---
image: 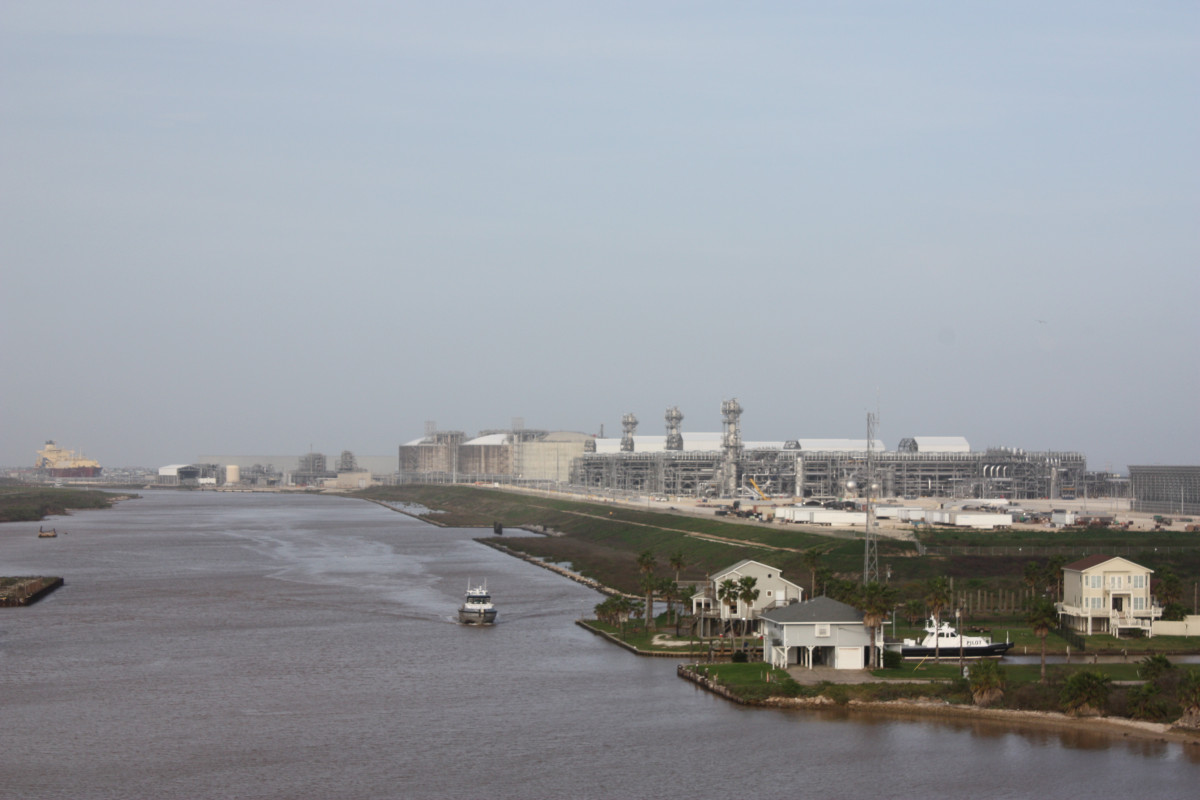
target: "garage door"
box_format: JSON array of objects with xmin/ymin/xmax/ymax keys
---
[{"xmin": 836, "ymin": 646, "xmax": 864, "ymax": 669}]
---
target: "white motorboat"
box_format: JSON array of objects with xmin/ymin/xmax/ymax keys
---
[
  {"xmin": 889, "ymin": 617, "xmax": 1012, "ymax": 659},
  {"xmin": 458, "ymin": 581, "xmax": 497, "ymax": 625}
]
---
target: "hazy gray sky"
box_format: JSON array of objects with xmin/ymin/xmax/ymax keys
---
[{"xmin": 3, "ymin": 2, "xmax": 1197, "ymax": 471}]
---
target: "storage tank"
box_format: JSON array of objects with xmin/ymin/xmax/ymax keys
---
[{"xmin": 226, "ymin": 464, "xmax": 241, "ymax": 485}]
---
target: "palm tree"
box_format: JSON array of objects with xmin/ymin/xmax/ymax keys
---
[
  {"xmin": 1155, "ymin": 568, "xmax": 1183, "ymax": 607},
  {"xmin": 1046, "ymin": 555, "xmax": 1068, "ymax": 601},
  {"xmin": 636, "ymin": 550, "xmax": 657, "ymax": 631},
  {"xmin": 661, "ymin": 580, "xmax": 689, "ymax": 635},
  {"xmin": 669, "ymin": 549, "xmax": 686, "ymax": 585},
  {"xmin": 1022, "ymin": 561, "xmax": 1042, "ymax": 599},
  {"xmin": 1027, "ymin": 596, "xmax": 1058, "ymax": 684},
  {"xmin": 736, "ymin": 576, "xmax": 760, "ymax": 637},
  {"xmin": 639, "ymin": 573, "xmax": 660, "ymax": 632},
  {"xmin": 1061, "ymin": 670, "xmax": 1111, "ymax": 716},
  {"xmin": 594, "ymin": 597, "xmax": 616, "ymax": 626},
  {"xmin": 856, "ymin": 581, "xmax": 896, "ymax": 669},
  {"xmin": 603, "ymin": 595, "xmax": 636, "ymax": 639},
  {"xmin": 1177, "ymin": 668, "xmax": 1200, "ymax": 729},
  {"xmin": 968, "ymin": 660, "xmax": 1007, "ymax": 707},
  {"xmin": 717, "ymin": 578, "xmax": 739, "ymax": 637},
  {"xmin": 1140, "ymin": 653, "xmax": 1173, "ymax": 682},
  {"xmin": 924, "ymin": 577, "xmax": 951, "ymax": 662},
  {"xmin": 801, "ymin": 547, "xmax": 823, "ymax": 598},
  {"xmin": 667, "ymin": 550, "xmax": 687, "ymax": 627},
  {"xmin": 659, "ymin": 577, "xmax": 681, "ymax": 626}
]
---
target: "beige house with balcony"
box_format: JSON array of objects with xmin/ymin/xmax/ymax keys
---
[
  {"xmin": 1058, "ymin": 555, "xmax": 1162, "ymax": 637},
  {"xmin": 691, "ymin": 559, "xmax": 804, "ymax": 636}
]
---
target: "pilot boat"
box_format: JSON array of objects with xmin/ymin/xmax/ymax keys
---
[
  {"xmin": 891, "ymin": 617, "xmax": 1012, "ymax": 658},
  {"xmin": 458, "ymin": 581, "xmax": 497, "ymax": 625}
]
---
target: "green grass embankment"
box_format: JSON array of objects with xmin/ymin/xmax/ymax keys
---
[
  {"xmin": 358, "ymin": 485, "xmax": 900, "ymax": 595},
  {"xmin": 358, "ymin": 486, "xmax": 1199, "ymax": 622},
  {"xmin": 918, "ymin": 526, "xmax": 1200, "ymax": 581},
  {"xmin": 579, "ymin": 615, "xmax": 760, "ymax": 657},
  {"xmin": 690, "ymin": 660, "xmax": 1200, "ymax": 731},
  {"xmin": 0, "ymin": 487, "xmax": 137, "ymax": 523}
]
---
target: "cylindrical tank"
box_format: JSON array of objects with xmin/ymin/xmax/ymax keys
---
[{"xmin": 225, "ymin": 464, "xmax": 241, "ymax": 484}]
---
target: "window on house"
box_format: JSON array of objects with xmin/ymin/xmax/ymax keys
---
[
  {"xmin": 1133, "ymin": 575, "xmax": 1145, "ymax": 589},
  {"xmin": 1133, "ymin": 597, "xmax": 1145, "ymax": 611},
  {"xmin": 815, "ymin": 623, "xmax": 830, "ymax": 637}
]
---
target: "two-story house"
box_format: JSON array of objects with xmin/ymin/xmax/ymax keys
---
[
  {"xmin": 1057, "ymin": 555, "xmax": 1162, "ymax": 636},
  {"xmin": 691, "ymin": 559, "xmax": 804, "ymax": 636},
  {"xmin": 760, "ymin": 596, "xmax": 873, "ymax": 670}
]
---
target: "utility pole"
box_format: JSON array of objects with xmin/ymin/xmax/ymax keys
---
[{"xmin": 863, "ymin": 412, "xmax": 879, "ymax": 585}]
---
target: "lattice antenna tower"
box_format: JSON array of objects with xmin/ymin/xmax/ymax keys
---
[
  {"xmin": 863, "ymin": 411, "xmax": 880, "ymax": 585},
  {"xmin": 620, "ymin": 413, "xmax": 638, "ymax": 452},
  {"xmin": 665, "ymin": 406, "xmax": 684, "ymax": 451}
]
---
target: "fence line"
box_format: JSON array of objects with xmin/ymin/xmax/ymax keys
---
[
  {"xmin": 921, "ymin": 545, "xmax": 1200, "ymax": 558},
  {"xmin": 1055, "ymin": 625, "xmax": 1088, "ymax": 651}
]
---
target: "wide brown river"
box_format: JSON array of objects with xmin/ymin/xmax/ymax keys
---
[{"xmin": 2, "ymin": 491, "xmax": 1197, "ymax": 798}]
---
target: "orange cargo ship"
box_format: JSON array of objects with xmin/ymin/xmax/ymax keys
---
[{"xmin": 36, "ymin": 440, "xmax": 102, "ymax": 478}]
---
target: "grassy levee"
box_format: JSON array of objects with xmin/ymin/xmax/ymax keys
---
[
  {"xmin": 689, "ymin": 662, "xmax": 972, "ymax": 705},
  {"xmin": 921, "ymin": 525, "xmax": 1200, "ymax": 550},
  {"xmin": 0, "ymin": 487, "xmax": 135, "ymax": 523},
  {"xmin": 356, "ymin": 485, "xmax": 912, "ymax": 595},
  {"xmin": 356, "ymin": 485, "xmax": 1198, "ymax": 649},
  {"xmin": 698, "ymin": 660, "xmax": 1198, "ymax": 709},
  {"xmin": 698, "ymin": 659, "xmax": 1200, "ymax": 732},
  {"xmin": 918, "ymin": 525, "xmax": 1200, "ymax": 580}
]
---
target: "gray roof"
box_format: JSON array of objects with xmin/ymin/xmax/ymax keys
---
[{"xmin": 759, "ymin": 596, "xmax": 863, "ymax": 625}]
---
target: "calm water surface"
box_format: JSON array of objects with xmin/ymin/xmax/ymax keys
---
[{"xmin": 2, "ymin": 492, "xmax": 1197, "ymax": 799}]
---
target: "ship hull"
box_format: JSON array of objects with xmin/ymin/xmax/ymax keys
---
[
  {"xmin": 458, "ymin": 608, "xmax": 497, "ymax": 625},
  {"xmin": 47, "ymin": 467, "xmax": 102, "ymax": 478},
  {"xmin": 894, "ymin": 641, "xmax": 1014, "ymax": 659}
]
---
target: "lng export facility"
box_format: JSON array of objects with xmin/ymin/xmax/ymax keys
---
[{"xmin": 396, "ymin": 400, "xmax": 1106, "ymax": 503}]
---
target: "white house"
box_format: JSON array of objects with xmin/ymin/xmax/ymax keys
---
[
  {"xmin": 1057, "ymin": 555, "xmax": 1162, "ymax": 636},
  {"xmin": 760, "ymin": 596, "xmax": 874, "ymax": 670},
  {"xmin": 691, "ymin": 559, "xmax": 804, "ymax": 636}
]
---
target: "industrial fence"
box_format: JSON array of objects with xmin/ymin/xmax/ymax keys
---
[
  {"xmin": 921, "ymin": 545, "xmax": 1200, "ymax": 558},
  {"xmin": 1054, "ymin": 625, "xmax": 1088, "ymax": 651}
]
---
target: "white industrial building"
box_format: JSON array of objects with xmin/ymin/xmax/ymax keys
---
[{"xmin": 395, "ymin": 401, "xmax": 1089, "ymax": 502}]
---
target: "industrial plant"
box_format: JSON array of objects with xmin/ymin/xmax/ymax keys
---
[
  {"xmin": 397, "ymin": 400, "xmax": 1106, "ymax": 502},
  {"xmin": 26, "ymin": 403, "xmax": 1195, "ymax": 515}
]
